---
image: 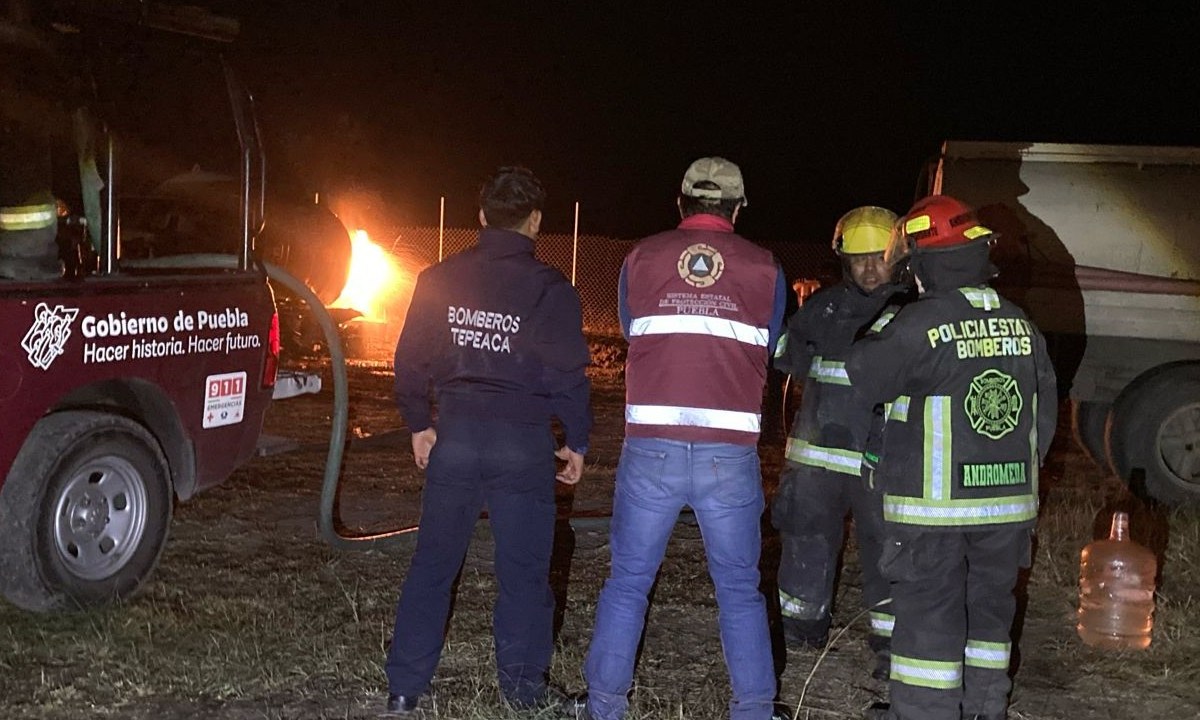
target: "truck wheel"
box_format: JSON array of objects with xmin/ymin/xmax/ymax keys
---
[
  {"xmin": 1110, "ymin": 369, "xmax": 1200, "ymax": 507},
  {"xmin": 0, "ymin": 411, "xmax": 172, "ymax": 611},
  {"xmin": 1071, "ymin": 400, "xmax": 1114, "ymax": 474}
]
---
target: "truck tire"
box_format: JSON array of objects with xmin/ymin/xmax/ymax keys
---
[
  {"xmin": 0, "ymin": 411, "xmax": 172, "ymax": 611},
  {"xmin": 1110, "ymin": 368, "xmax": 1200, "ymax": 507},
  {"xmin": 1071, "ymin": 400, "xmax": 1114, "ymax": 474}
]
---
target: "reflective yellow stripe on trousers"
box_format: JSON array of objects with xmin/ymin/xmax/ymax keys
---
[{"xmin": 784, "ymin": 438, "xmax": 862, "ymax": 476}]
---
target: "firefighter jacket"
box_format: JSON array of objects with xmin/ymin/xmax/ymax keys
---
[
  {"xmin": 845, "ymin": 284, "xmax": 1057, "ymax": 530},
  {"xmin": 619, "ymin": 213, "xmax": 787, "ymax": 446},
  {"xmin": 775, "ymin": 280, "xmax": 910, "ymax": 478},
  {"xmin": 0, "ymin": 35, "xmax": 61, "ymax": 232},
  {"xmin": 393, "ymin": 227, "xmax": 592, "ymax": 453}
]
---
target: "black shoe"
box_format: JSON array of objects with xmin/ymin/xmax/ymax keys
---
[
  {"xmin": 384, "ymin": 694, "xmax": 420, "ymax": 715},
  {"xmin": 862, "ymin": 701, "xmax": 890, "ymax": 720},
  {"xmin": 772, "ymin": 703, "xmax": 796, "ymax": 720},
  {"xmin": 871, "ymin": 649, "xmax": 891, "ymax": 681}
]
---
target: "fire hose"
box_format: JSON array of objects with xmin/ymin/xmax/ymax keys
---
[{"xmin": 123, "ymin": 255, "xmax": 620, "ymax": 551}]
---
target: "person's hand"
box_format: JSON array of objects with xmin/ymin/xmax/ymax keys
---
[
  {"xmin": 411, "ymin": 427, "xmax": 437, "ymax": 469},
  {"xmin": 555, "ymin": 445, "xmax": 584, "ymax": 485}
]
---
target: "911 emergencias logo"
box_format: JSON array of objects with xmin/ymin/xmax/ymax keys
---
[
  {"xmin": 964, "ymin": 369, "xmax": 1023, "ymax": 440},
  {"xmin": 22, "ymin": 302, "xmax": 80, "ymax": 370}
]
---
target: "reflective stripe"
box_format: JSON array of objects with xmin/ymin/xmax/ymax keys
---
[
  {"xmin": 924, "ymin": 396, "xmax": 952, "ymax": 500},
  {"xmin": 882, "ymin": 494, "xmax": 1039, "ymax": 525},
  {"xmin": 778, "ymin": 589, "xmax": 823, "ymax": 620},
  {"xmin": 0, "ymin": 203, "xmax": 56, "ymax": 231},
  {"xmin": 890, "ymin": 654, "xmax": 962, "ymax": 690},
  {"xmin": 773, "ymin": 333, "xmax": 787, "ymax": 359},
  {"xmin": 626, "ymin": 404, "xmax": 760, "ymax": 432},
  {"xmin": 965, "ymin": 640, "xmax": 1011, "ymax": 670},
  {"xmin": 785, "ymin": 438, "xmax": 862, "ymax": 476},
  {"xmin": 885, "ymin": 395, "xmax": 910, "ymax": 422},
  {"xmin": 869, "ymin": 611, "xmax": 895, "ymax": 637},
  {"xmin": 958, "ymin": 287, "xmax": 1001, "ymax": 311},
  {"xmin": 1029, "ymin": 393, "xmax": 1040, "ymax": 493},
  {"xmin": 807, "ymin": 356, "xmax": 851, "ymax": 386},
  {"xmin": 870, "ymin": 311, "xmax": 896, "ymax": 333},
  {"xmin": 629, "ymin": 314, "xmax": 769, "ymax": 347}
]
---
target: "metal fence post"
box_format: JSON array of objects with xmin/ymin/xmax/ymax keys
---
[
  {"xmin": 438, "ymin": 196, "xmax": 445, "ymax": 262},
  {"xmin": 571, "ymin": 200, "xmax": 580, "ymax": 286}
]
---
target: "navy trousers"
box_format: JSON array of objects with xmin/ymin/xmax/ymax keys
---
[{"xmin": 385, "ymin": 415, "xmax": 557, "ymax": 705}]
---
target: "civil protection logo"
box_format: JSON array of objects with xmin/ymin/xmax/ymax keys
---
[
  {"xmin": 964, "ymin": 369, "xmax": 1022, "ymax": 440},
  {"xmin": 22, "ymin": 302, "xmax": 79, "ymax": 370},
  {"xmin": 677, "ymin": 243, "xmax": 725, "ymax": 288}
]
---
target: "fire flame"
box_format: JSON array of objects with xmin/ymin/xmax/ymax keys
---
[{"xmin": 331, "ymin": 229, "xmax": 402, "ymax": 322}]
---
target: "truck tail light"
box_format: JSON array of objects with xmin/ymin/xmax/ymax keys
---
[{"xmin": 262, "ymin": 311, "xmax": 280, "ymax": 389}]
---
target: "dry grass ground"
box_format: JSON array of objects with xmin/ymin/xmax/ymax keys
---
[{"xmin": 1, "ymin": 339, "xmax": 1198, "ymax": 719}]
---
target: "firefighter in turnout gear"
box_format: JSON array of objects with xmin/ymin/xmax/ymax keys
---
[
  {"xmin": 772, "ymin": 206, "xmax": 910, "ymax": 677},
  {"xmin": 847, "ymin": 195, "xmax": 1057, "ymax": 720},
  {"xmin": 0, "ymin": 9, "xmax": 65, "ymax": 280}
]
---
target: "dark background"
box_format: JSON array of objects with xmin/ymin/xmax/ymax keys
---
[{"xmin": 98, "ymin": 2, "xmax": 1200, "ymax": 243}]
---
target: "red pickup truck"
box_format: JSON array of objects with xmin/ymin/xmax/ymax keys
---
[{"xmin": 0, "ymin": 6, "xmax": 282, "ymax": 611}]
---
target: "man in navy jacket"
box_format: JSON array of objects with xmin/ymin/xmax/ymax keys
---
[{"xmin": 384, "ymin": 167, "xmax": 591, "ymax": 715}]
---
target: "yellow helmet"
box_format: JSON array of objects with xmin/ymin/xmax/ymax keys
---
[{"xmin": 832, "ymin": 205, "xmax": 898, "ymax": 255}]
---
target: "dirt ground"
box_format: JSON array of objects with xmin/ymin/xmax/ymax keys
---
[{"xmin": 2, "ymin": 354, "xmax": 1198, "ymax": 719}]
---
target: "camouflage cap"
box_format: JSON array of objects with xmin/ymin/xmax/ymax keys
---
[{"xmin": 681, "ymin": 157, "xmax": 747, "ymax": 206}]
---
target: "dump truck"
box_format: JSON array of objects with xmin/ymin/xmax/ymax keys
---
[{"xmin": 924, "ymin": 141, "xmax": 1200, "ymax": 506}]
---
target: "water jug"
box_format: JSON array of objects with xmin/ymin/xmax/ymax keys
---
[{"xmin": 1076, "ymin": 511, "xmax": 1156, "ymax": 650}]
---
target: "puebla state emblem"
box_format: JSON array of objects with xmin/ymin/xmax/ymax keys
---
[
  {"xmin": 964, "ymin": 369, "xmax": 1023, "ymax": 440},
  {"xmin": 677, "ymin": 243, "xmax": 724, "ymax": 288}
]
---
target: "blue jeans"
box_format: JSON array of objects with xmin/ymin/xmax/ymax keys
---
[{"xmin": 584, "ymin": 437, "xmax": 776, "ymax": 720}]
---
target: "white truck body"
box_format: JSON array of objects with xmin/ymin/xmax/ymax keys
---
[{"xmin": 928, "ymin": 141, "xmax": 1200, "ymax": 505}]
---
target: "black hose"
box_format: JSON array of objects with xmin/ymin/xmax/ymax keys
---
[
  {"xmin": 122, "ymin": 255, "xmax": 619, "ymax": 550},
  {"xmin": 122, "ymin": 254, "xmax": 413, "ymax": 548}
]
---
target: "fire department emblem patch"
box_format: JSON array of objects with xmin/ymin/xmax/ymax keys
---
[
  {"xmin": 677, "ymin": 243, "xmax": 724, "ymax": 288},
  {"xmin": 964, "ymin": 369, "xmax": 1023, "ymax": 440}
]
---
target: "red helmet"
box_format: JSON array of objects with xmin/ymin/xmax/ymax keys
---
[{"xmin": 884, "ymin": 195, "xmax": 994, "ymax": 265}]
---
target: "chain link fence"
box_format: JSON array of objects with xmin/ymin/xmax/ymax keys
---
[{"xmin": 384, "ymin": 226, "xmax": 836, "ymax": 335}]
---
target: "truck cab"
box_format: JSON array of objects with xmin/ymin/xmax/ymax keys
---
[
  {"xmin": 926, "ymin": 141, "xmax": 1200, "ymax": 506},
  {"xmin": 0, "ymin": 5, "xmax": 281, "ymax": 610}
]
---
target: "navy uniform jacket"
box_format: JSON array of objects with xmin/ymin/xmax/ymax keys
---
[{"xmin": 393, "ymin": 227, "xmax": 591, "ymax": 453}]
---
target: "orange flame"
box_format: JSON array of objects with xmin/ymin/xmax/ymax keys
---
[{"xmin": 331, "ymin": 229, "xmax": 402, "ymax": 322}]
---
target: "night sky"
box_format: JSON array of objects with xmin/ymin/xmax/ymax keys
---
[{"xmin": 175, "ymin": 3, "xmax": 1200, "ymax": 244}]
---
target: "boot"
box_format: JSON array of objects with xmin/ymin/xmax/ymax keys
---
[
  {"xmin": 862, "ymin": 702, "xmax": 890, "ymax": 720},
  {"xmin": 782, "ymin": 617, "xmax": 829, "ymax": 650},
  {"xmin": 871, "ymin": 648, "xmax": 891, "ymax": 681}
]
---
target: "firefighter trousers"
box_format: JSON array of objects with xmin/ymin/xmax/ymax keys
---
[
  {"xmin": 385, "ymin": 415, "xmax": 557, "ymax": 705},
  {"xmin": 879, "ymin": 525, "xmax": 1032, "ymax": 720},
  {"xmin": 773, "ymin": 463, "xmax": 891, "ymax": 650}
]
